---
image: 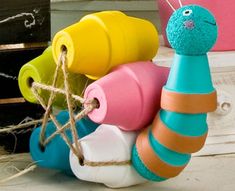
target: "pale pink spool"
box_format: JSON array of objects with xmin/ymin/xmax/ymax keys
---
[
  {"xmin": 157, "ymin": 0, "xmax": 235, "ymax": 51},
  {"xmin": 84, "ymin": 62, "xmax": 169, "ymax": 131}
]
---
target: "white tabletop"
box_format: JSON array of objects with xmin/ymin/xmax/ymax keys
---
[{"xmin": 0, "ymin": 153, "xmax": 234, "ymax": 191}]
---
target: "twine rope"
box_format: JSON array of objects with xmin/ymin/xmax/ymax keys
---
[
  {"xmin": 30, "ymin": 50, "xmax": 98, "ymax": 161},
  {"xmin": 0, "ymin": 164, "xmax": 37, "ymax": 184},
  {"xmin": 0, "ymin": 119, "xmax": 43, "ymax": 133},
  {"xmin": 83, "ymin": 160, "xmax": 131, "ymax": 167},
  {"xmin": 43, "ymin": 104, "xmax": 95, "ymax": 146},
  {"xmin": 31, "ymin": 83, "xmax": 81, "ymax": 158},
  {"xmin": 30, "ymin": 49, "xmax": 131, "ymax": 167},
  {"xmin": 39, "ymin": 51, "xmax": 63, "ymax": 147},
  {"xmin": 32, "ymin": 82, "xmax": 85, "ymax": 104},
  {"xmin": 61, "ymin": 52, "xmax": 82, "ymax": 160}
]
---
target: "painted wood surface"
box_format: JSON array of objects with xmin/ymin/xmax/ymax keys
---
[
  {"xmin": 0, "ymin": 102, "xmax": 44, "ymax": 153},
  {"xmin": 0, "ymin": 48, "xmax": 45, "ymax": 99},
  {"xmin": 0, "ymin": 153, "xmax": 234, "ymax": 191},
  {"xmin": 0, "ymin": 1, "xmax": 50, "ymax": 153},
  {"xmin": 0, "ymin": 0, "xmax": 50, "ymax": 44},
  {"xmin": 51, "ymin": 0, "xmax": 160, "ymax": 36}
]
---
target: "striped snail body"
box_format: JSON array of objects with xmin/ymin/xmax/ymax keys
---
[{"xmin": 132, "ymin": 4, "xmax": 218, "ymax": 181}]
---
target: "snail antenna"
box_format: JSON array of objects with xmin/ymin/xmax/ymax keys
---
[
  {"xmin": 165, "ymin": 0, "xmax": 176, "ymax": 11},
  {"xmin": 178, "ymin": 0, "xmax": 183, "ymax": 7}
]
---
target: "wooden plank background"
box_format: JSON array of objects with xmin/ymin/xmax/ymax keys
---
[
  {"xmin": 0, "ymin": 0, "xmax": 50, "ymax": 153},
  {"xmin": 50, "ymin": 0, "xmax": 160, "ymax": 37},
  {"xmin": 0, "ymin": 48, "xmax": 45, "ymax": 99},
  {"xmin": 0, "ymin": 0, "xmax": 50, "ymax": 44}
]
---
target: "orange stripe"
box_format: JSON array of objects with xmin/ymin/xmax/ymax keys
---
[
  {"xmin": 136, "ymin": 128, "xmax": 187, "ymax": 179},
  {"xmin": 161, "ymin": 88, "xmax": 217, "ymax": 114},
  {"xmin": 152, "ymin": 115, "xmax": 208, "ymax": 154}
]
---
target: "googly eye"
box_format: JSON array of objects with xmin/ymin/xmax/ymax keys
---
[{"xmin": 183, "ymin": 9, "xmax": 193, "ymax": 16}]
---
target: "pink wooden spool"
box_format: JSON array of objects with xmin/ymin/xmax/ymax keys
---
[{"xmin": 84, "ymin": 62, "xmax": 169, "ymax": 131}]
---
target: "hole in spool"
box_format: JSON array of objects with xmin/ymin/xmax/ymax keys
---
[
  {"xmin": 27, "ymin": 77, "xmax": 34, "ymax": 88},
  {"xmin": 61, "ymin": 45, "xmax": 67, "ymax": 53},
  {"xmin": 79, "ymin": 156, "xmax": 85, "ymax": 166},
  {"xmin": 39, "ymin": 143, "xmax": 45, "ymax": 152},
  {"xmin": 93, "ymin": 98, "xmax": 100, "ymax": 109}
]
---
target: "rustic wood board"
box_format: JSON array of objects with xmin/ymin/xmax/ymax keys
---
[
  {"xmin": 0, "ymin": 153, "xmax": 235, "ymax": 191},
  {"xmin": 0, "ymin": 47, "xmax": 46, "ymax": 153},
  {"xmin": 0, "ymin": 0, "xmax": 50, "ymax": 153},
  {"xmin": 0, "ymin": 48, "xmax": 46, "ymax": 99},
  {"xmin": 196, "ymin": 69, "xmax": 235, "ymax": 157},
  {"xmin": 50, "ymin": 0, "xmax": 160, "ymax": 36},
  {"xmin": 0, "ymin": 0, "xmax": 50, "ymax": 44},
  {"xmin": 0, "ymin": 101, "xmax": 44, "ymax": 153}
]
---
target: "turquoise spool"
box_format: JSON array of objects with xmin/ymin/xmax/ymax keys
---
[
  {"xmin": 132, "ymin": 145, "xmax": 166, "ymax": 182},
  {"xmin": 165, "ymin": 54, "xmax": 214, "ymax": 94},
  {"xmin": 160, "ymin": 110, "xmax": 208, "ymax": 136}
]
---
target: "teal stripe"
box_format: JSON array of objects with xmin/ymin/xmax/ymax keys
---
[
  {"xmin": 149, "ymin": 131, "xmax": 191, "ymax": 166},
  {"xmin": 160, "ymin": 110, "xmax": 208, "ymax": 136},
  {"xmin": 131, "ymin": 145, "xmax": 166, "ymax": 182},
  {"xmin": 165, "ymin": 54, "xmax": 214, "ymax": 93}
]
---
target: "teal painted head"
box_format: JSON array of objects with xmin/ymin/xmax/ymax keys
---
[{"xmin": 166, "ymin": 5, "xmax": 218, "ymax": 55}]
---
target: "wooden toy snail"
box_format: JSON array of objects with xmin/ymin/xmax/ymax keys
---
[
  {"xmin": 132, "ymin": 3, "xmax": 218, "ymax": 181},
  {"xmin": 16, "ymin": 4, "xmax": 218, "ymax": 187}
]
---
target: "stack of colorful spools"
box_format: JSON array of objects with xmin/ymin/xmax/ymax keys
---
[{"xmin": 17, "ymin": 5, "xmax": 218, "ymax": 188}]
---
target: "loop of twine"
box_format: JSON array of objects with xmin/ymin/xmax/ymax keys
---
[
  {"xmin": 0, "ymin": 164, "xmax": 37, "ymax": 184},
  {"xmin": 30, "ymin": 49, "xmax": 131, "ymax": 167},
  {"xmin": 0, "ymin": 119, "xmax": 43, "ymax": 133}
]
